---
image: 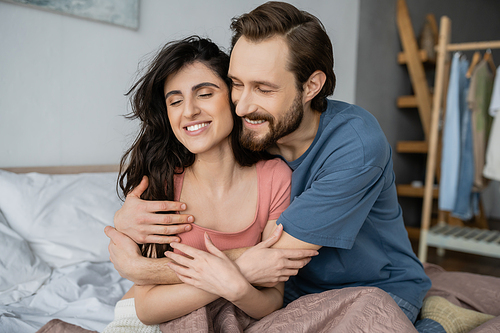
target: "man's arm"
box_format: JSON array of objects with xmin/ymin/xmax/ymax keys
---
[
  {"xmin": 105, "ymin": 223, "xmax": 317, "ymax": 286},
  {"xmin": 235, "ymin": 162, "xmax": 388, "ymax": 286},
  {"xmin": 109, "ymin": 172, "xmax": 319, "ymax": 286},
  {"xmin": 108, "ymin": 175, "xmax": 194, "ymax": 285},
  {"xmin": 105, "ymin": 226, "xmax": 181, "ymax": 285},
  {"xmin": 114, "ymin": 176, "xmax": 194, "ymax": 245},
  {"xmin": 235, "ymin": 224, "xmax": 320, "ymax": 286}
]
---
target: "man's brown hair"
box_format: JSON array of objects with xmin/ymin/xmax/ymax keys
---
[{"xmin": 230, "ymin": 1, "xmax": 335, "ymax": 112}]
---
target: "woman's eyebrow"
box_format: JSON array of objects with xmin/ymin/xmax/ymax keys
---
[
  {"xmin": 192, "ymin": 82, "xmax": 219, "ymax": 91},
  {"xmin": 165, "ymin": 90, "xmax": 181, "ymax": 100}
]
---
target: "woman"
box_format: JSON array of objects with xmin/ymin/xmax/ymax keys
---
[{"xmin": 103, "ymin": 36, "xmax": 292, "ymax": 332}]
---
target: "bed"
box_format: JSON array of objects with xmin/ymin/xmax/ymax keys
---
[
  {"xmin": 0, "ymin": 166, "xmax": 498, "ymax": 333},
  {"xmin": 0, "ymin": 165, "xmax": 132, "ymax": 332}
]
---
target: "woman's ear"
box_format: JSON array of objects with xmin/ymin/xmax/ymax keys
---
[{"xmin": 303, "ymin": 70, "xmax": 326, "ymax": 103}]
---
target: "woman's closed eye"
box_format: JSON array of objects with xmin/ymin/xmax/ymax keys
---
[
  {"xmin": 169, "ymin": 98, "xmax": 183, "ymax": 106},
  {"xmin": 197, "ymin": 87, "xmax": 214, "ymax": 99}
]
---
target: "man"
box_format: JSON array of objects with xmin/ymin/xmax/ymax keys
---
[{"xmin": 106, "ymin": 2, "xmax": 445, "ymax": 331}]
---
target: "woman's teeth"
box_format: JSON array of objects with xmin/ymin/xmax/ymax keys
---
[{"xmin": 186, "ymin": 122, "xmax": 209, "ymax": 131}]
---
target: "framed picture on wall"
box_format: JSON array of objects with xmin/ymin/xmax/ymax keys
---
[{"xmin": 1, "ymin": 0, "xmax": 139, "ymax": 30}]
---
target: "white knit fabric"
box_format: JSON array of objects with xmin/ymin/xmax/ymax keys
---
[{"xmin": 102, "ymin": 298, "xmax": 161, "ymax": 333}]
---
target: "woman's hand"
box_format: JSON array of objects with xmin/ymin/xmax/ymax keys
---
[
  {"xmin": 235, "ymin": 225, "xmax": 319, "ymax": 287},
  {"xmin": 165, "ymin": 233, "xmax": 250, "ymax": 302},
  {"xmin": 114, "ymin": 176, "xmax": 195, "ymax": 244},
  {"xmin": 165, "ymin": 233, "xmax": 286, "ymax": 319}
]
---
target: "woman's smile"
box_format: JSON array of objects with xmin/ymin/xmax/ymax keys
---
[{"xmin": 184, "ymin": 121, "xmax": 212, "ymax": 134}]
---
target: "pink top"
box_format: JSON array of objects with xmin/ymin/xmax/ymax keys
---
[{"xmin": 173, "ymin": 159, "xmax": 291, "ymax": 252}]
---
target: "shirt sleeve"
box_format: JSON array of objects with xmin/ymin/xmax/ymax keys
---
[
  {"xmin": 277, "ymin": 164, "xmax": 385, "ymax": 249},
  {"xmin": 267, "ymin": 159, "xmax": 292, "ymax": 221}
]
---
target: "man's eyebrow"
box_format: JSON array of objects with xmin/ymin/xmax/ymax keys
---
[
  {"xmin": 165, "ymin": 82, "xmax": 220, "ymax": 100},
  {"xmin": 254, "ymin": 80, "xmax": 280, "ymax": 90},
  {"xmin": 227, "ymin": 75, "xmax": 280, "ymax": 90}
]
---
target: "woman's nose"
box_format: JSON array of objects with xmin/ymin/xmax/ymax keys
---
[{"xmin": 183, "ymin": 99, "xmax": 201, "ymax": 118}]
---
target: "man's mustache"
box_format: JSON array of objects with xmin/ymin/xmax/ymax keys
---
[{"xmin": 241, "ymin": 112, "xmax": 274, "ymax": 123}]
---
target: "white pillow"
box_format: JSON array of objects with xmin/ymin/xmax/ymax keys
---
[
  {"xmin": 0, "ymin": 170, "xmax": 122, "ymax": 268},
  {"xmin": 0, "ymin": 210, "xmax": 51, "ymax": 305}
]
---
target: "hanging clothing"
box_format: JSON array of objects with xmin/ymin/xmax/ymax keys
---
[
  {"xmin": 453, "ymin": 64, "xmax": 478, "ymax": 220},
  {"xmin": 483, "ymin": 115, "xmax": 500, "ymax": 181},
  {"xmin": 439, "ymin": 53, "xmax": 470, "ymax": 212},
  {"xmin": 488, "ymin": 65, "xmax": 500, "ymax": 116},
  {"xmin": 483, "ymin": 65, "xmax": 500, "ymax": 181},
  {"xmin": 468, "ymin": 60, "xmax": 494, "ymax": 190}
]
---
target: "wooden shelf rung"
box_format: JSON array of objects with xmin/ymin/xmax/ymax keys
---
[
  {"xmin": 397, "ymin": 95, "xmax": 418, "ymax": 108},
  {"xmin": 406, "ymin": 226, "xmax": 421, "ymax": 240},
  {"xmin": 396, "ymin": 140, "xmax": 428, "ymax": 153},
  {"xmin": 397, "ymin": 94, "xmax": 434, "ymax": 109},
  {"xmin": 397, "ymin": 184, "xmax": 438, "ymax": 198},
  {"xmin": 398, "ymin": 49, "xmax": 433, "ymax": 64}
]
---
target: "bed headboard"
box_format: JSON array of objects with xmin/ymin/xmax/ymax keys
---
[{"xmin": 0, "ymin": 165, "xmax": 120, "ymax": 174}]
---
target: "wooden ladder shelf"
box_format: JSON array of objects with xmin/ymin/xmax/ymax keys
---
[
  {"xmin": 395, "ymin": 0, "xmax": 438, "ymax": 239},
  {"xmin": 418, "ymin": 15, "xmax": 500, "ymax": 262}
]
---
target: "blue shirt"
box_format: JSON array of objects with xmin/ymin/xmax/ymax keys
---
[{"xmin": 277, "ymin": 100, "xmax": 431, "ymax": 308}]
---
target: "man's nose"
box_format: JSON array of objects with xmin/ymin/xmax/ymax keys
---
[{"xmin": 233, "ymin": 89, "xmax": 257, "ymax": 117}]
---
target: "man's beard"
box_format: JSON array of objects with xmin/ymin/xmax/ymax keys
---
[{"xmin": 240, "ymin": 94, "xmax": 304, "ymax": 152}]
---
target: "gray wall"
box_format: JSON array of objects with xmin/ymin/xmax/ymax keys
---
[
  {"xmin": 356, "ymin": 0, "xmax": 500, "ymax": 225},
  {"xmin": 0, "ymin": 0, "xmax": 360, "ymax": 168},
  {"xmin": 1, "ymin": 0, "xmax": 498, "ymax": 221}
]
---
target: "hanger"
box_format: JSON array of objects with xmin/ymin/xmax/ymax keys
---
[
  {"xmin": 466, "ymin": 51, "xmax": 481, "ymax": 78},
  {"xmin": 483, "ymin": 49, "xmax": 497, "ymax": 76}
]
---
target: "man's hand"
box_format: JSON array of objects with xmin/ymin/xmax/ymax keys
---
[
  {"xmin": 105, "ymin": 226, "xmax": 143, "ymax": 282},
  {"xmin": 114, "ymin": 176, "xmax": 194, "ymax": 244},
  {"xmin": 105, "ymin": 226, "xmax": 179, "ymax": 285},
  {"xmin": 235, "ymin": 225, "xmax": 319, "ymax": 287}
]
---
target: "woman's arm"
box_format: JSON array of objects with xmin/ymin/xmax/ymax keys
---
[
  {"xmin": 132, "ymin": 222, "xmax": 284, "ymax": 324},
  {"xmin": 228, "ymin": 279, "xmax": 284, "ymax": 319},
  {"xmin": 166, "ymin": 232, "xmax": 284, "ymax": 319},
  {"xmin": 133, "ymin": 283, "xmax": 219, "ymax": 325},
  {"xmin": 229, "ymin": 220, "xmax": 285, "ymax": 317}
]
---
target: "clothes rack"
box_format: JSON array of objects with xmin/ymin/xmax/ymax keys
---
[{"xmin": 419, "ymin": 16, "xmax": 500, "ymax": 262}]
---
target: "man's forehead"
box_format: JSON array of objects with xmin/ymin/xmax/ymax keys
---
[{"xmin": 229, "ymin": 36, "xmax": 290, "ymax": 76}]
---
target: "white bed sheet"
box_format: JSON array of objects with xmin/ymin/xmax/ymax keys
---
[
  {"xmin": 0, "ymin": 170, "xmax": 132, "ymax": 332},
  {"xmin": 0, "ymin": 262, "xmax": 133, "ymax": 333}
]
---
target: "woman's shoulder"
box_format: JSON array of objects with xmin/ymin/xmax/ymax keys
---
[
  {"xmin": 256, "ymin": 158, "xmax": 292, "ymax": 180},
  {"xmin": 256, "ymin": 157, "xmax": 290, "ymax": 171}
]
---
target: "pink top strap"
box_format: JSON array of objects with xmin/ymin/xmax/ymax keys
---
[{"xmin": 173, "ymin": 158, "xmax": 291, "ymax": 252}]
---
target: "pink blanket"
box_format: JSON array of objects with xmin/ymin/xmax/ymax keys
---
[
  {"xmin": 424, "ymin": 263, "xmax": 500, "ymax": 332},
  {"xmin": 159, "ymin": 286, "xmax": 417, "ymax": 333},
  {"xmin": 424, "ymin": 263, "xmax": 500, "ymax": 316},
  {"xmin": 37, "ymin": 263, "xmax": 500, "ymax": 333}
]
